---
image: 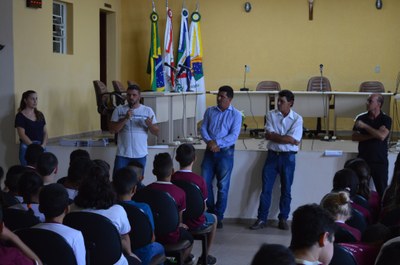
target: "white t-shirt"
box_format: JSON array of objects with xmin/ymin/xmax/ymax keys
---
[
  {"xmin": 33, "ymin": 223, "xmax": 86, "ymax": 265},
  {"xmin": 111, "ymin": 104, "xmax": 157, "ymax": 158},
  {"xmin": 78, "ymin": 204, "xmax": 131, "ymax": 265}
]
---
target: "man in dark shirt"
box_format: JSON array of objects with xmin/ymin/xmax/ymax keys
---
[{"xmin": 352, "ymin": 93, "xmax": 392, "ymax": 197}]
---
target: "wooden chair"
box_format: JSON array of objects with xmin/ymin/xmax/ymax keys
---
[
  {"xmin": 93, "ymin": 80, "xmax": 123, "ymax": 131},
  {"xmin": 112, "ymin": 80, "xmax": 126, "ymax": 106},
  {"xmin": 359, "ymin": 81, "xmax": 385, "ymax": 92}
]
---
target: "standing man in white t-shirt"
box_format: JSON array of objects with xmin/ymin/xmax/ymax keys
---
[{"xmin": 110, "ymin": 85, "xmax": 159, "ymax": 175}]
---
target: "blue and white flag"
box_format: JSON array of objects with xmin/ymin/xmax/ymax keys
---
[
  {"xmin": 189, "ymin": 11, "xmax": 206, "ymax": 121},
  {"xmin": 176, "ymin": 8, "xmax": 191, "ymax": 92}
]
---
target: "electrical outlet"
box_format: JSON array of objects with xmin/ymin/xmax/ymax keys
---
[
  {"xmin": 245, "ymin": 65, "xmax": 250, "ymax": 73},
  {"xmin": 375, "ymin": 65, "xmax": 381, "ymax": 73}
]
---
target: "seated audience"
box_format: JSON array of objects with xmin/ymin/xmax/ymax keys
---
[
  {"xmin": 62, "ymin": 157, "xmax": 93, "ymax": 200},
  {"xmin": 36, "ymin": 152, "xmax": 58, "ymax": 185},
  {"xmin": 127, "ymin": 161, "xmax": 146, "ymax": 190},
  {"xmin": 33, "ymin": 183, "xmax": 85, "ymax": 265},
  {"xmin": 147, "ymin": 152, "xmax": 194, "ymax": 264},
  {"xmin": 290, "ymin": 204, "xmax": 336, "ymax": 265},
  {"xmin": 251, "ymin": 243, "xmax": 295, "ymax": 265},
  {"xmin": 57, "ymin": 149, "xmax": 91, "ymax": 185},
  {"xmin": 321, "ymin": 191, "xmax": 361, "ymax": 242},
  {"xmin": 0, "ymin": 206, "xmax": 43, "ymax": 265},
  {"xmin": 24, "ymin": 144, "xmax": 44, "ymax": 169},
  {"xmin": 113, "ymin": 167, "xmax": 165, "ymax": 265},
  {"xmin": 332, "ymin": 168, "xmax": 372, "ymax": 224},
  {"xmin": 9, "ymin": 171, "xmax": 44, "ymax": 222},
  {"xmin": 344, "ymin": 157, "xmax": 380, "ymax": 219},
  {"xmin": 4, "ymin": 165, "xmax": 29, "ymax": 205},
  {"xmin": 381, "ymin": 152, "xmax": 400, "ymax": 210},
  {"xmin": 73, "ymin": 162, "xmax": 141, "ymax": 264},
  {"xmin": 171, "ymin": 143, "xmax": 217, "ymax": 265}
]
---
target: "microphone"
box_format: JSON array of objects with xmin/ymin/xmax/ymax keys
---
[
  {"xmin": 178, "ymin": 64, "xmax": 192, "ymax": 71},
  {"xmin": 319, "ymin": 64, "xmax": 324, "ymax": 92},
  {"xmin": 240, "ymin": 65, "xmax": 249, "ymax": 91},
  {"xmin": 164, "ymin": 62, "xmax": 177, "ymax": 71},
  {"xmin": 319, "ymin": 64, "xmax": 324, "ymax": 75}
]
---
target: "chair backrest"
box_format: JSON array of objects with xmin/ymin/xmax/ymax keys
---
[
  {"xmin": 93, "ymin": 80, "xmax": 111, "ymax": 115},
  {"xmin": 346, "ymin": 208, "xmax": 368, "ymax": 234},
  {"xmin": 172, "ymin": 180, "xmax": 205, "ymax": 221},
  {"xmin": 381, "ymin": 207, "xmax": 400, "ymax": 227},
  {"xmin": 359, "ymin": 81, "xmax": 385, "ymax": 92},
  {"xmin": 339, "ymin": 242, "xmax": 381, "ymax": 265},
  {"xmin": 127, "ymin": 80, "xmax": 139, "ymax": 87},
  {"xmin": 112, "ymin": 80, "xmax": 126, "ymax": 106},
  {"xmin": 14, "ymin": 228, "xmax": 78, "ymax": 265},
  {"xmin": 329, "ymin": 244, "xmax": 357, "ymax": 265},
  {"xmin": 255, "ymin": 81, "xmax": 281, "ymax": 91},
  {"xmin": 307, "ymin": 76, "xmax": 332, "ymax": 92},
  {"xmin": 334, "ymin": 226, "xmax": 358, "ymax": 244},
  {"xmin": 63, "ymin": 211, "xmax": 122, "ymax": 265},
  {"xmin": 133, "ymin": 188, "xmax": 179, "ymax": 237},
  {"xmin": 3, "ymin": 208, "xmax": 40, "ymax": 231},
  {"xmin": 118, "ymin": 202, "xmax": 153, "ymax": 250}
]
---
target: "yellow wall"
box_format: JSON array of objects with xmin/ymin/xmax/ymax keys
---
[
  {"xmin": 121, "ymin": 0, "xmax": 400, "ymax": 130},
  {"xmin": 13, "ymin": 0, "xmax": 121, "ymax": 138},
  {"xmin": 11, "ymin": 0, "xmax": 400, "ymax": 140}
]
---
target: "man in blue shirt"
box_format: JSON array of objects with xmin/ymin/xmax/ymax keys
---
[{"xmin": 200, "ymin": 86, "xmax": 242, "ymax": 229}]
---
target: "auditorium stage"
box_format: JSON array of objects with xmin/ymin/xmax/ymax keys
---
[{"xmin": 47, "ymin": 138, "xmax": 399, "ymax": 221}]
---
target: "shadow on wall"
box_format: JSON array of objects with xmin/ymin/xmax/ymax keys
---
[{"xmin": 0, "ymin": 93, "xmax": 19, "ymax": 167}]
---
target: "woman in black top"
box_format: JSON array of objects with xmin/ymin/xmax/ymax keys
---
[{"xmin": 15, "ymin": 90, "xmax": 47, "ymax": 166}]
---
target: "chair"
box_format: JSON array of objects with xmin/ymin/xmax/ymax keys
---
[
  {"xmin": 3, "ymin": 208, "xmax": 40, "ymax": 231},
  {"xmin": 346, "ymin": 208, "xmax": 368, "ymax": 234},
  {"xmin": 334, "ymin": 226, "xmax": 358, "ymax": 243},
  {"xmin": 133, "ymin": 188, "xmax": 192, "ymax": 265},
  {"xmin": 172, "ymin": 180, "xmax": 214, "ymax": 265},
  {"xmin": 339, "ymin": 242, "xmax": 380, "ymax": 265},
  {"xmin": 112, "ymin": 80, "xmax": 126, "ymax": 106},
  {"xmin": 118, "ymin": 202, "xmax": 166, "ymax": 265},
  {"xmin": 329, "ymin": 244, "xmax": 357, "ymax": 265},
  {"xmin": 14, "ymin": 228, "xmax": 78, "ymax": 265},
  {"xmin": 306, "ymin": 76, "xmax": 333, "ymax": 136},
  {"xmin": 380, "ymin": 207, "xmax": 400, "ymax": 226},
  {"xmin": 249, "ymin": 81, "xmax": 281, "ymax": 136},
  {"xmin": 93, "ymin": 80, "xmax": 122, "ymax": 131},
  {"xmin": 359, "ymin": 81, "xmax": 385, "ymax": 92},
  {"xmin": 64, "ymin": 211, "xmax": 123, "ymax": 265}
]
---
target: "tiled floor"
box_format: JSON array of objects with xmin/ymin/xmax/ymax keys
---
[{"xmin": 190, "ymin": 220, "xmax": 291, "ymax": 265}]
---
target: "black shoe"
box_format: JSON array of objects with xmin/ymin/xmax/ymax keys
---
[
  {"xmin": 278, "ymin": 219, "xmax": 289, "ymax": 230},
  {"xmin": 249, "ymin": 219, "xmax": 266, "ymax": 230},
  {"xmin": 197, "ymin": 255, "xmax": 217, "ymax": 265},
  {"xmin": 217, "ymin": 221, "xmax": 223, "ymax": 229}
]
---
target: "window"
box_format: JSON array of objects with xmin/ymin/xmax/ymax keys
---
[{"xmin": 52, "ymin": 1, "xmax": 66, "ymax": 54}]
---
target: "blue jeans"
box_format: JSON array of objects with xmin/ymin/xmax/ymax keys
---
[
  {"xmin": 19, "ymin": 141, "xmax": 42, "ymax": 166},
  {"xmin": 257, "ymin": 150, "xmax": 296, "ymax": 221},
  {"xmin": 133, "ymin": 242, "xmax": 165, "ymax": 265},
  {"xmin": 113, "ymin": 155, "xmax": 147, "ymax": 177},
  {"xmin": 201, "ymin": 146, "xmax": 234, "ymax": 222}
]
